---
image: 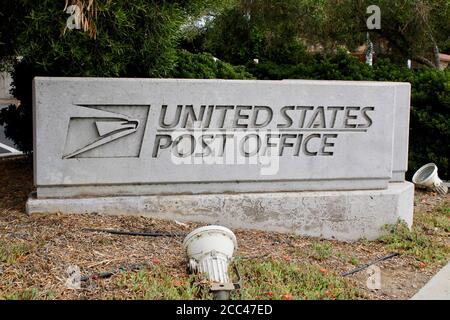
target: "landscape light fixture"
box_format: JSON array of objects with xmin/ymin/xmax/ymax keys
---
[
  {"xmin": 412, "ymin": 163, "xmax": 448, "ymax": 195},
  {"xmin": 183, "ymin": 225, "xmax": 238, "ymax": 300}
]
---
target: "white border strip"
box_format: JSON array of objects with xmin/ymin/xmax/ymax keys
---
[
  {"xmin": 0, "ymin": 152, "xmax": 24, "ymax": 158},
  {"xmin": 0, "ymin": 142, "xmax": 22, "ymax": 154}
]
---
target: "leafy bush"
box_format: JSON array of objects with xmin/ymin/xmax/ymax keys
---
[
  {"xmin": 249, "ymin": 54, "xmax": 450, "ymax": 179},
  {"xmin": 408, "ymin": 70, "xmax": 450, "ymax": 179},
  {"xmin": 0, "ymin": 0, "xmax": 246, "ymax": 153},
  {"xmin": 1, "ymin": 2, "xmax": 448, "ymax": 179},
  {"xmin": 171, "ymin": 50, "xmax": 254, "ymax": 79}
]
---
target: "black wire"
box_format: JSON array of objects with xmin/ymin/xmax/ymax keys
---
[
  {"xmin": 80, "ymin": 263, "xmax": 145, "ymax": 282},
  {"xmin": 82, "ymin": 228, "xmax": 186, "ymax": 237},
  {"xmin": 341, "ymin": 252, "xmax": 399, "ymax": 277}
]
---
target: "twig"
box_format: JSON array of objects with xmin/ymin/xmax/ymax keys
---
[
  {"xmin": 80, "ymin": 263, "xmax": 145, "ymax": 282},
  {"xmin": 342, "ymin": 252, "xmax": 399, "ymax": 277},
  {"xmin": 236, "ymin": 253, "xmax": 271, "ymax": 260},
  {"xmin": 86, "ymin": 258, "xmax": 117, "ymax": 268},
  {"xmin": 82, "ymin": 228, "xmax": 186, "ymax": 237}
]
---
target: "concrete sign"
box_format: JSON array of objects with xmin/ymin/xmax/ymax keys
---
[
  {"xmin": 28, "ymin": 77, "xmax": 414, "ymax": 240},
  {"xmin": 32, "ymin": 78, "xmax": 409, "ymax": 197}
]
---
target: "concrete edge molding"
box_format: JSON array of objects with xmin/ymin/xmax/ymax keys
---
[{"xmin": 27, "ymin": 181, "xmax": 414, "ymax": 241}]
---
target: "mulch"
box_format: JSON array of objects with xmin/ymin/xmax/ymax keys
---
[{"xmin": 0, "ymin": 157, "xmax": 448, "ymax": 299}]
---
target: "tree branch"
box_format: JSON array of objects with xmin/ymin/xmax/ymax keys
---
[{"xmin": 413, "ymin": 56, "xmax": 437, "ymax": 68}]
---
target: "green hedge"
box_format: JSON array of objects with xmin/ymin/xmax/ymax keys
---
[
  {"xmin": 172, "ymin": 50, "xmax": 254, "ymax": 79},
  {"xmin": 408, "ymin": 70, "xmax": 450, "ymax": 180},
  {"xmin": 0, "ymin": 2, "xmax": 448, "ymax": 180},
  {"xmin": 0, "ymin": 0, "xmax": 184, "ymax": 152},
  {"xmin": 248, "ymin": 54, "xmax": 450, "ymax": 179},
  {"xmin": 0, "ymin": 0, "xmax": 251, "ymax": 153}
]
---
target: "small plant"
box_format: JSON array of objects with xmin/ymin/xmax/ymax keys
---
[
  {"xmin": 379, "ymin": 214, "xmax": 450, "ymax": 265},
  {"xmin": 0, "ymin": 240, "xmax": 32, "ymax": 265},
  {"xmin": 231, "ymin": 258, "xmax": 362, "ymax": 300},
  {"xmin": 349, "ymin": 255, "xmax": 360, "ymax": 266},
  {"xmin": 2, "ymin": 288, "xmax": 41, "ymax": 300},
  {"xmin": 335, "ymin": 252, "xmax": 360, "ymax": 265},
  {"xmin": 114, "ymin": 266, "xmax": 212, "ymax": 300},
  {"xmin": 418, "ymin": 201, "xmax": 450, "ymax": 234},
  {"xmin": 109, "ymin": 258, "xmax": 363, "ymax": 300},
  {"xmin": 309, "ymin": 242, "xmax": 333, "ymax": 261}
]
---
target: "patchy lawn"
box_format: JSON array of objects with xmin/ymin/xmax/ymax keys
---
[{"xmin": 0, "ymin": 157, "xmax": 449, "ymax": 300}]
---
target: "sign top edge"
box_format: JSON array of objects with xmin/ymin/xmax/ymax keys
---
[{"xmin": 32, "ymin": 76, "xmax": 411, "ymax": 87}]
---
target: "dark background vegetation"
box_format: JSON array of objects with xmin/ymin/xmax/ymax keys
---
[{"xmin": 0, "ymin": 0, "xmax": 449, "ymax": 178}]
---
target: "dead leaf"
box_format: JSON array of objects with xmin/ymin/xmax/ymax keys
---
[
  {"xmin": 281, "ymin": 293, "xmax": 293, "ymax": 300},
  {"xmin": 319, "ymin": 268, "xmax": 328, "ymax": 274}
]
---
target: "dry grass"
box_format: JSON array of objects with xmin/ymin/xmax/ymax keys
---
[{"xmin": 0, "ymin": 157, "xmax": 448, "ymax": 300}]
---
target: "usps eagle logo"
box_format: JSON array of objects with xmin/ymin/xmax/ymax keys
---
[{"xmin": 62, "ymin": 104, "xmax": 149, "ymax": 159}]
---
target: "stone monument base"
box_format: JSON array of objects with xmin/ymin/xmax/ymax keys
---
[{"xmin": 26, "ymin": 182, "xmax": 414, "ymax": 241}]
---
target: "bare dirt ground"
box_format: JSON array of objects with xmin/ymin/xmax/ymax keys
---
[{"xmin": 0, "ymin": 157, "xmax": 448, "ymax": 300}]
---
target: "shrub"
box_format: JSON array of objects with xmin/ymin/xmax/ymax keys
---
[
  {"xmin": 171, "ymin": 50, "xmax": 254, "ymax": 79},
  {"xmin": 0, "ymin": 0, "xmax": 242, "ymax": 153},
  {"xmin": 249, "ymin": 54, "xmax": 450, "ymax": 179},
  {"xmin": 409, "ymin": 70, "xmax": 450, "ymax": 179},
  {"xmin": 246, "ymin": 51, "xmax": 374, "ymax": 80},
  {"xmin": 1, "ymin": 1, "xmax": 448, "ymax": 179}
]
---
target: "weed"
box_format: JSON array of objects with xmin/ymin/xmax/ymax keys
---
[
  {"xmin": 0, "ymin": 241, "xmax": 32, "ymax": 265},
  {"xmin": 232, "ymin": 258, "xmax": 362, "ymax": 300},
  {"xmin": 379, "ymin": 204, "xmax": 450, "ymax": 264},
  {"xmin": 114, "ymin": 266, "xmax": 212, "ymax": 300},
  {"xmin": 309, "ymin": 242, "xmax": 333, "ymax": 261},
  {"xmin": 349, "ymin": 255, "xmax": 360, "ymax": 266},
  {"xmin": 2, "ymin": 288, "xmax": 40, "ymax": 300}
]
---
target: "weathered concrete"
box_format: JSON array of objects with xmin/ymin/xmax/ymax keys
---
[
  {"xmin": 411, "ymin": 261, "xmax": 450, "ymax": 300},
  {"xmin": 0, "ymin": 72, "xmax": 13, "ymax": 100},
  {"xmin": 30, "ymin": 77, "xmax": 414, "ymax": 240},
  {"xmin": 282, "ymin": 80, "xmax": 411, "ymax": 183},
  {"xmin": 27, "ymin": 181, "xmax": 414, "ymax": 241},
  {"xmin": 33, "ymin": 77, "xmax": 411, "ymax": 197}
]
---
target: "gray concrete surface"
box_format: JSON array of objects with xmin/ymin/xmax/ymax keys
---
[
  {"xmin": 33, "ymin": 77, "xmax": 410, "ymax": 197},
  {"xmin": 27, "ymin": 181, "xmax": 414, "ymax": 241},
  {"xmin": 411, "ymin": 261, "xmax": 450, "ymax": 300},
  {"xmin": 29, "ymin": 77, "xmax": 413, "ymax": 240}
]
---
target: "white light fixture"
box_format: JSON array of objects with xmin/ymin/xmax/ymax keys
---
[
  {"xmin": 183, "ymin": 225, "xmax": 237, "ymax": 299},
  {"xmin": 412, "ymin": 163, "xmax": 448, "ymax": 195}
]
